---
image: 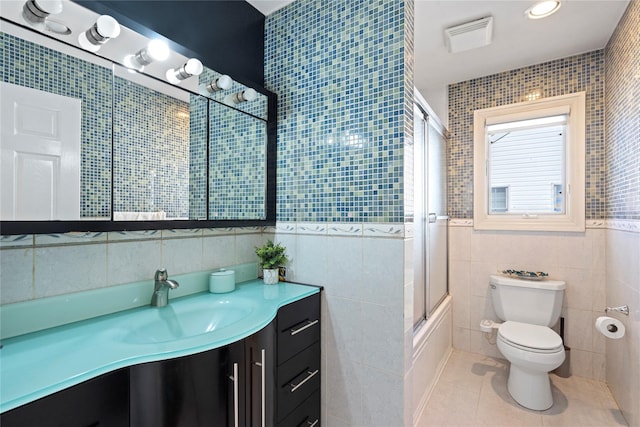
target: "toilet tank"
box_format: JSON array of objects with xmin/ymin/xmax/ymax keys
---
[{"xmin": 489, "ymin": 274, "xmax": 565, "ymax": 327}]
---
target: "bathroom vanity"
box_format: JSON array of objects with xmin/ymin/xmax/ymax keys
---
[{"xmin": 0, "ymin": 281, "xmax": 321, "ymax": 427}]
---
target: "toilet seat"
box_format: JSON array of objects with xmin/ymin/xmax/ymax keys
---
[{"xmin": 498, "ymin": 321, "xmax": 563, "ymax": 354}]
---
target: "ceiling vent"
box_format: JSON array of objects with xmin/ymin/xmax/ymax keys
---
[{"xmin": 444, "ymin": 16, "xmax": 493, "ymax": 54}]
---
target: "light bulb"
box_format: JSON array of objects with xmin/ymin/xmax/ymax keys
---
[
  {"xmin": 22, "ymin": 0, "xmax": 62, "ymax": 25},
  {"xmin": 165, "ymin": 58, "xmax": 203, "ymax": 84},
  {"xmin": 147, "ymin": 40, "xmax": 170, "ymax": 61},
  {"xmin": 526, "ymin": 1, "xmax": 561, "ymax": 19},
  {"xmin": 125, "ymin": 40, "xmax": 171, "ymax": 72},
  {"xmin": 78, "ymin": 15, "xmax": 120, "ymax": 52},
  {"xmin": 231, "ymin": 88, "xmax": 258, "ymax": 104},
  {"xmin": 205, "ymin": 75, "xmax": 233, "ymax": 92}
]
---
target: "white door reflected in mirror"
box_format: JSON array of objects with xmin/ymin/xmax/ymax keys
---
[{"xmin": 0, "ymin": 82, "xmax": 81, "ymax": 220}]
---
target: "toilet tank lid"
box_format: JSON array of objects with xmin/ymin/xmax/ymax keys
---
[{"xmin": 490, "ymin": 274, "xmax": 565, "ymax": 290}]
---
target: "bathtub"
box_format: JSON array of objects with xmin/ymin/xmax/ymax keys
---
[{"xmin": 411, "ymin": 294, "xmax": 452, "ymax": 424}]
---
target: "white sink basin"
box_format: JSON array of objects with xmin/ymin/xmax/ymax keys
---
[{"xmin": 123, "ymin": 296, "xmax": 255, "ymax": 344}]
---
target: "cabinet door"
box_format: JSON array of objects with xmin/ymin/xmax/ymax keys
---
[
  {"xmin": 130, "ymin": 342, "xmax": 245, "ymax": 427},
  {"xmin": 246, "ymin": 319, "xmax": 276, "ymax": 427},
  {"xmin": 1, "ymin": 368, "xmax": 129, "ymax": 427}
]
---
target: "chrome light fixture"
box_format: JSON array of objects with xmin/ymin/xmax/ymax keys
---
[
  {"xmin": 166, "ymin": 58, "xmax": 204, "ymax": 84},
  {"xmin": 123, "ymin": 39, "xmax": 170, "ymax": 72},
  {"xmin": 230, "ymin": 88, "xmax": 258, "ymax": 104},
  {"xmin": 526, "ymin": 1, "xmax": 561, "ymax": 19},
  {"xmin": 22, "ymin": 0, "xmax": 62, "ymax": 26},
  {"xmin": 78, "ymin": 15, "xmax": 120, "ymax": 52},
  {"xmin": 204, "ymin": 75, "xmax": 233, "ymax": 92}
]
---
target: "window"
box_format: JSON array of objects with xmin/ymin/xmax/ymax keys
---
[{"xmin": 473, "ymin": 92, "xmax": 585, "ymax": 231}]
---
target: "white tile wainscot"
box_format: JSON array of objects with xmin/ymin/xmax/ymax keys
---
[{"xmin": 448, "ymin": 219, "xmax": 607, "ymax": 380}]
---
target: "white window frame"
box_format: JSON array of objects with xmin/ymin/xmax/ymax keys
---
[{"xmin": 473, "ymin": 92, "xmax": 585, "ymax": 231}]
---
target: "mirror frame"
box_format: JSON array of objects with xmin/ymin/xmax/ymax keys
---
[{"xmin": 0, "ymin": 2, "xmax": 276, "ymax": 235}]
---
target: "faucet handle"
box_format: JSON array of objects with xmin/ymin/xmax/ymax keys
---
[{"xmin": 155, "ymin": 269, "xmax": 168, "ymax": 281}]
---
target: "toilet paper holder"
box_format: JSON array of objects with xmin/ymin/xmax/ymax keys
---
[{"xmin": 605, "ymin": 305, "xmax": 629, "ymax": 316}]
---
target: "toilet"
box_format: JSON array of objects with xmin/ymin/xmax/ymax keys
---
[{"xmin": 487, "ymin": 274, "xmax": 566, "ymax": 411}]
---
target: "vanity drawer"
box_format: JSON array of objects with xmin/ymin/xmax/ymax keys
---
[
  {"xmin": 277, "ymin": 389, "xmax": 320, "ymax": 427},
  {"xmin": 277, "ymin": 293, "xmax": 320, "ymax": 364},
  {"xmin": 277, "ymin": 341, "xmax": 320, "ymax": 421}
]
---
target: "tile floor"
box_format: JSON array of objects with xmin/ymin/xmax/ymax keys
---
[{"xmin": 416, "ymin": 350, "xmax": 628, "ymax": 427}]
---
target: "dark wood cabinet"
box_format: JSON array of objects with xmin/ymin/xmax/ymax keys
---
[
  {"xmin": 274, "ymin": 293, "xmax": 321, "ymax": 426},
  {"xmin": 0, "ymin": 368, "xmax": 129, "ymax": 427},
  {"xmin": 130, "ymin": 340, "xmax": 245, "ymax": 427},
  {"xmin": 1, "ymin": 292, "xmax": 321, "ymax": 427}
]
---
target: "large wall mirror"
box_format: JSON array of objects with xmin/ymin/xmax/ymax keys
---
[{"xmin": 0, "ymin": 0, "xmax": 275, "ymax": 234}]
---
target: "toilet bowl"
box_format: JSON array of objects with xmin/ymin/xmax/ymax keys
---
[{"xmin": 496, "ymin": 321, "xmax": 565, "ymax": 410}]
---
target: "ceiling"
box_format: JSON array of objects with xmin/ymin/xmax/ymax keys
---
[{"xmin": 247, "ymin": 0, "xmax": 630, "ymax": 123}]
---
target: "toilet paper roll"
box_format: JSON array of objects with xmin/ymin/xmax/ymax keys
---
[{"xmin": 595, "ymin": 316, "xmax": 625, "ymax": 339}]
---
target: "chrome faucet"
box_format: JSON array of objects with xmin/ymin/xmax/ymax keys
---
[{"xmin": 150, "ymin": 269, "xmax": 180, "ymax": 307}]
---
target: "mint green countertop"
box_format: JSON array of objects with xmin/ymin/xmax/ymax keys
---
[{"xmin": 0, "ymin": 280, "xmax": 319, "ymax": 413}]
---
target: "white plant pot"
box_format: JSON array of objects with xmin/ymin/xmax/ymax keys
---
[{"xmin": 262, "ymin": 268, "xmax": 279, "ymax": 285}]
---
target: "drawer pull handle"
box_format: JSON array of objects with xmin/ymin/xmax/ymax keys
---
[
  {"xmin": 290, "ymin": 319, "xmax": 319, "ymax": 336},
  {"xmin": 307, "ymin": 419, "xmax": 319, "ymax": 427},
  {"xmin": 229, "ymin": 362, "xmax": 239, "ymax": 427},
  {"xmin": 290, "ymin": 369, "xmax": 319, "ymax": 393}
]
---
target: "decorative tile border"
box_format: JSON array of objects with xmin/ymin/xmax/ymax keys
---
[
  {"xmin": 447, "ymin": 218, "xmax": 639, "ymax": 233},
  {"xmin": 273, "ymin": 222, "xmax": 296, "ymax": 234},
  {"xmin": 606, "ymin": 219, "xmax": 640, "ymax": 233},
  {"xmin": 586, "ymin": 220, "xmax": 606, "ymax": 228},
  {"xmin": 34, "ymin": 232, "xmax": 106, "ymax": 245},
  {"xmin": 107, "ymin": 230, "xmax": 161, "ymax": 242},
  {"xmin": 161, "ymin": 229, "xmax": 203, "ymax": 239},
  {"xmin": 234, "ymin": 226, "xmax": 263, "ymax": 235},
  {"xmin": 296, "ymin": 223, "xmax": 328, "ymax": 235},
  {"xmin": 271, "ymin": 222, "xmax": 405, "ymax": 238},
  {"xmin": 449, "ymin": 219, "xmax": 474, "ymax": 227},
  {"xmin": 327, "ymin": 223, "xmax": 363, "ymax": 237},
  {"xmin": 202, "ymin": 228, "xmax": 236, "ymax": 236},
  {"xmin": 0, "ymin": 235, "xmax": 33, "ymax": 248},
  {"xmin": 404, "ymin": 222, "xmax": 414, "ymax": 239},
  {"xmin": 362, "ymin": 223, "xmax": 405, "ymax": 238}
]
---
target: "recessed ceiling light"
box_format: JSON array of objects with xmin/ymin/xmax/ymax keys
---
[{"xmin": 526, "ymin": 1, "xmax": 561, "ymax": 19}]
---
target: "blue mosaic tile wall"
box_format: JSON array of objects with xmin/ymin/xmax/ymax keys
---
[
  {"xmin": 1, "ymin": 32, "xmax": 112, "ymax": 218},
  {"xmin": 208, "ymin": 101, "xmax": 267, "ymax": 219},
  {"xmin": 605, "ymin": 0, "xmax": 640, "ymax": 220},
  {"xmin": 265, "ymin": 0, "xmax": 409, "ymax": 223},
  {"xmin": 189, "ymin": 94, "xmax": 208, "ymax": 220},
  {"xmin": 448, "ymin": 50, "xmax": 606, "ymax": 219},
  {"xmin": 113, "ymin": 77, "xmax": 189, "ymax": 219}
]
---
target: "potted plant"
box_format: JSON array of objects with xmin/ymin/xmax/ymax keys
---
[{"xmin": 255, "ymin": 240, "xmax": 288, "ymax": 285}]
